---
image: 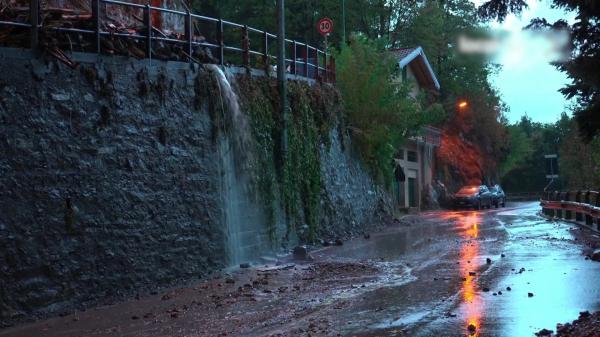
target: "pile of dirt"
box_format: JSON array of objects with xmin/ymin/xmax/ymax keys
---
[{"xmin": 537, "ymin": 311, "xmax": 600, "ymax": 337}]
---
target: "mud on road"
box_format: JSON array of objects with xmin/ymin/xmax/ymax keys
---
[{"xmin": 2, "ymin": 202, "xmax": 599, "ymax": 337}]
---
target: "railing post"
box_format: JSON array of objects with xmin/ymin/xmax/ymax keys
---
[
  {"xmin": 292, "ymin": 40, "xmax": 297, "ymax": 76},
  {"xmin": 323, "ymin": 49, "xmax": 328, "ymax": 83},
  {"xmin": 314, "ymin": 48, "xmax": 319, "ymax": 80},
  {"xmin": 216, "ymin": 18, "xmax": 224, "ymax": 65},
  {"xmin": 242, "ymin": 25, "xmax": 249, "ymax": 67},
  {"xmin": 330, "ymin": 54, "xmax": 336, "ymax": 83},
  {"xmin": 185, "ymin": 10, "xmax": 192, "ymax": 60},
  {"xmin": 144, "ymin": 4, "xmax": 152, "ymax": 59},
  {"xmin": 30, "ymin": 0, "xmax": 39, "ymax": 51},
  {"xmin": 263, "ymin": 31, "xmax": 268, "ymax": 72},
  {"xmin": 304, "ymin": 44, "xmax": 308, "ymax": 78},
  {"xmin": 92, "ymin": 0, "xmax": 101, "ymax": 53}
]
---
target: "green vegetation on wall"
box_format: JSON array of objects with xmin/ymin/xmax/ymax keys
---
[{"xmin": 236, "ymin": 77, "xmax": 339, "ymax": 243}]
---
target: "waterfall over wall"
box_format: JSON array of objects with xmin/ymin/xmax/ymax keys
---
[{"xmin": 207, "ymin": 65, "xmax": 276, "ymax": 266}]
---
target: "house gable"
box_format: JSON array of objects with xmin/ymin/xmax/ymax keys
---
[{"xmin": 392, "ymin": 47, "xmax": 440, "ymax": 92}]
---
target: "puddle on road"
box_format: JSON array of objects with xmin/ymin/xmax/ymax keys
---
[
  {"xmin": 372, "ymin": 309, "xmax": 431, "ymax": 329},
  {"xmin": 314, "ymin": 218, "xmax": 460, "ymax": 263},
  {"xmin": 491, "ymin": 219, "xmax": 600, "ymax": 336}
]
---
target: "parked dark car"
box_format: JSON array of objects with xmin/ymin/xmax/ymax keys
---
[
  {"xmin": 489, "ymin": 184, "xmax": 506, "ymax": 208},
  {"xmin": 453, "ymin": 185, "xmax": 494, "ymax": 210}
]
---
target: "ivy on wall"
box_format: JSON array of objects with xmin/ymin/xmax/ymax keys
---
[{"xmin": 236, "ymin": 76, "xmax": 340, "ymax": 243}]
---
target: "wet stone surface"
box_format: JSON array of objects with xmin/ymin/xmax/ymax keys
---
[{"xmin": 1, "ymin": 202, "xmax": 600, "ymax": 337}]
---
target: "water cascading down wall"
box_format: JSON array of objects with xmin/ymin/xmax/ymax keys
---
[{"xmin": 0, "ymin": 48, "xmax": 385, "ymax": 325}]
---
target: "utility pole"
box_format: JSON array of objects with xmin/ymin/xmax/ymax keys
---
[
  {"xmin": 277, "ymin": 0, "xmax": 288, "ymax": 157},
  {"xmin": 342, "ymin": 0, "xmax": 346, "ymax": 44}
]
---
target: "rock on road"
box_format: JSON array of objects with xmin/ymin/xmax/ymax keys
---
[{"xmin": 1, "ymin": 202, "xmax": 599, "ymax": 337}]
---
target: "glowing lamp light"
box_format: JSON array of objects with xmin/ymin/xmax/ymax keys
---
[{"xmin": 458, "ymin": 101, "xmax": 469, "ymax": 109}]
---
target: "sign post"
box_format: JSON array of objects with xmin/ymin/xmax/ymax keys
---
[
  {"xmin": 317, "ymin": 18, "xmax": 333, "ymax": 80},
  {"xmin": 544, "ymin": 154, "xmax": 559, "ymax": 191},
  {"xmin": 318, "ymin": 18, "xmax": 333, "ymax": 49}
]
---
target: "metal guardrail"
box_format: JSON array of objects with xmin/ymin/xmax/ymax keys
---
[
  {"xmin": 0, "ymin": 0, "xmax": 335, "ymax": 82},
  {"xmin": 540, "ymin": 190, "xmax": 600, "ymax": 231},
  {"xmin": 506, "ymin": 192, "xmax": 542, "ymax": 201}
]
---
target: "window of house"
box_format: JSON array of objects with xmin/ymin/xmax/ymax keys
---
[
  {"xmin": 407, "ymin": 151, "xmax": 417, "ymax": 162},
  {"xmin": 396, "ymin": 149, "xmax": 404, "ymax": 160}
]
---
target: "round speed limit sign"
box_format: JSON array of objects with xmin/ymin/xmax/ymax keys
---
[{"xmin": 318, "ymin": 18, "xmax": 334, "ymax": 36}]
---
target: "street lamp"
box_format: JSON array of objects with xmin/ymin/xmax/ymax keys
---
[{"xmin": 458, "ymin": 100, "xmax": 468, "ymax": 109}]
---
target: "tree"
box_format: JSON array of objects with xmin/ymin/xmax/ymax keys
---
[
  {"xmin": 335, "ymin": 36, "xmax": 434, "ymax": 186},
  {"xmin": 558, "ymin": 113, "xmax": 600, "ymax": 189},
  {"xmin": 478, "ymin": 0, "xmax": 600, "ymax": 143},
  {"xmin": 499, "ymin": 111, "xmax": 600, "ymax": 191}
]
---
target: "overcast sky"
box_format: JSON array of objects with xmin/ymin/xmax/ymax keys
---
[{"xmin": 472, "ymin": 0, "xmax": 575, "ymax": 124}]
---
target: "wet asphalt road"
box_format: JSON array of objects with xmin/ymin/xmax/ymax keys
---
[
  {"xmin": 1, "ymin": 202, "xmax": 599, "ymax": 337},
  {"xmin": 316, "ymin": 202, "xmax": 600, "ymax": 337}
]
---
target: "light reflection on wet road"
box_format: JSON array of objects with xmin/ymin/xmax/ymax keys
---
[
  {"xmin": 458, "ymin": 212, "xmax": 482, "ymax": 336},
  {"xmin": 344, "ymin": 202, "xmax": 600, "ymax": 337}
]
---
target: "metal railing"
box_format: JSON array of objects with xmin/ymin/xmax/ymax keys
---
[
  {"xmin": 541, "ymin": 190, "xmax": 600, "ymax": 231},
  {"xmin": 506, "ymin": 191, "xmax": 542, "ymax": 201},
  {"xmin": 0, "ymin": 0, "xmax": 335, "ymax": 82}
]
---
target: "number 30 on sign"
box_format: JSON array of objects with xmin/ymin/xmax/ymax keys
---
[{"xmin": 318, "ymin": 18, "xmax": 333, "ymax": 36}]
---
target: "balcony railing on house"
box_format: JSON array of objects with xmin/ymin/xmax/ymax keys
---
[
  {"xmin": 411, "ymin": 125, "xmax": 441, "ymax": 147},
  {"xmin": 0, "ymin": 0, "xmax": 335, "ymax": 82}
]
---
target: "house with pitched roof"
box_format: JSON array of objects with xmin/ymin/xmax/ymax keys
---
[{"xmin": 391, "ymin": 46, "xmax": 441, "ymax": 210}]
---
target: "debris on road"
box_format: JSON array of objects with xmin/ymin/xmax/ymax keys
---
[
  {"xmin": 538, "ymin": 311, "xmax": 600, "ymax": 337},
  {"xmin": 535, "ymin": 328, "xmax": 553, "ymax": 336},
  {"xmin": 293, "ymin": 245, "xmax": 311, "ymax": 260},
  {"xmin": 591, "ymin": 249, "xmax": 600, "ymax": 262}
]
